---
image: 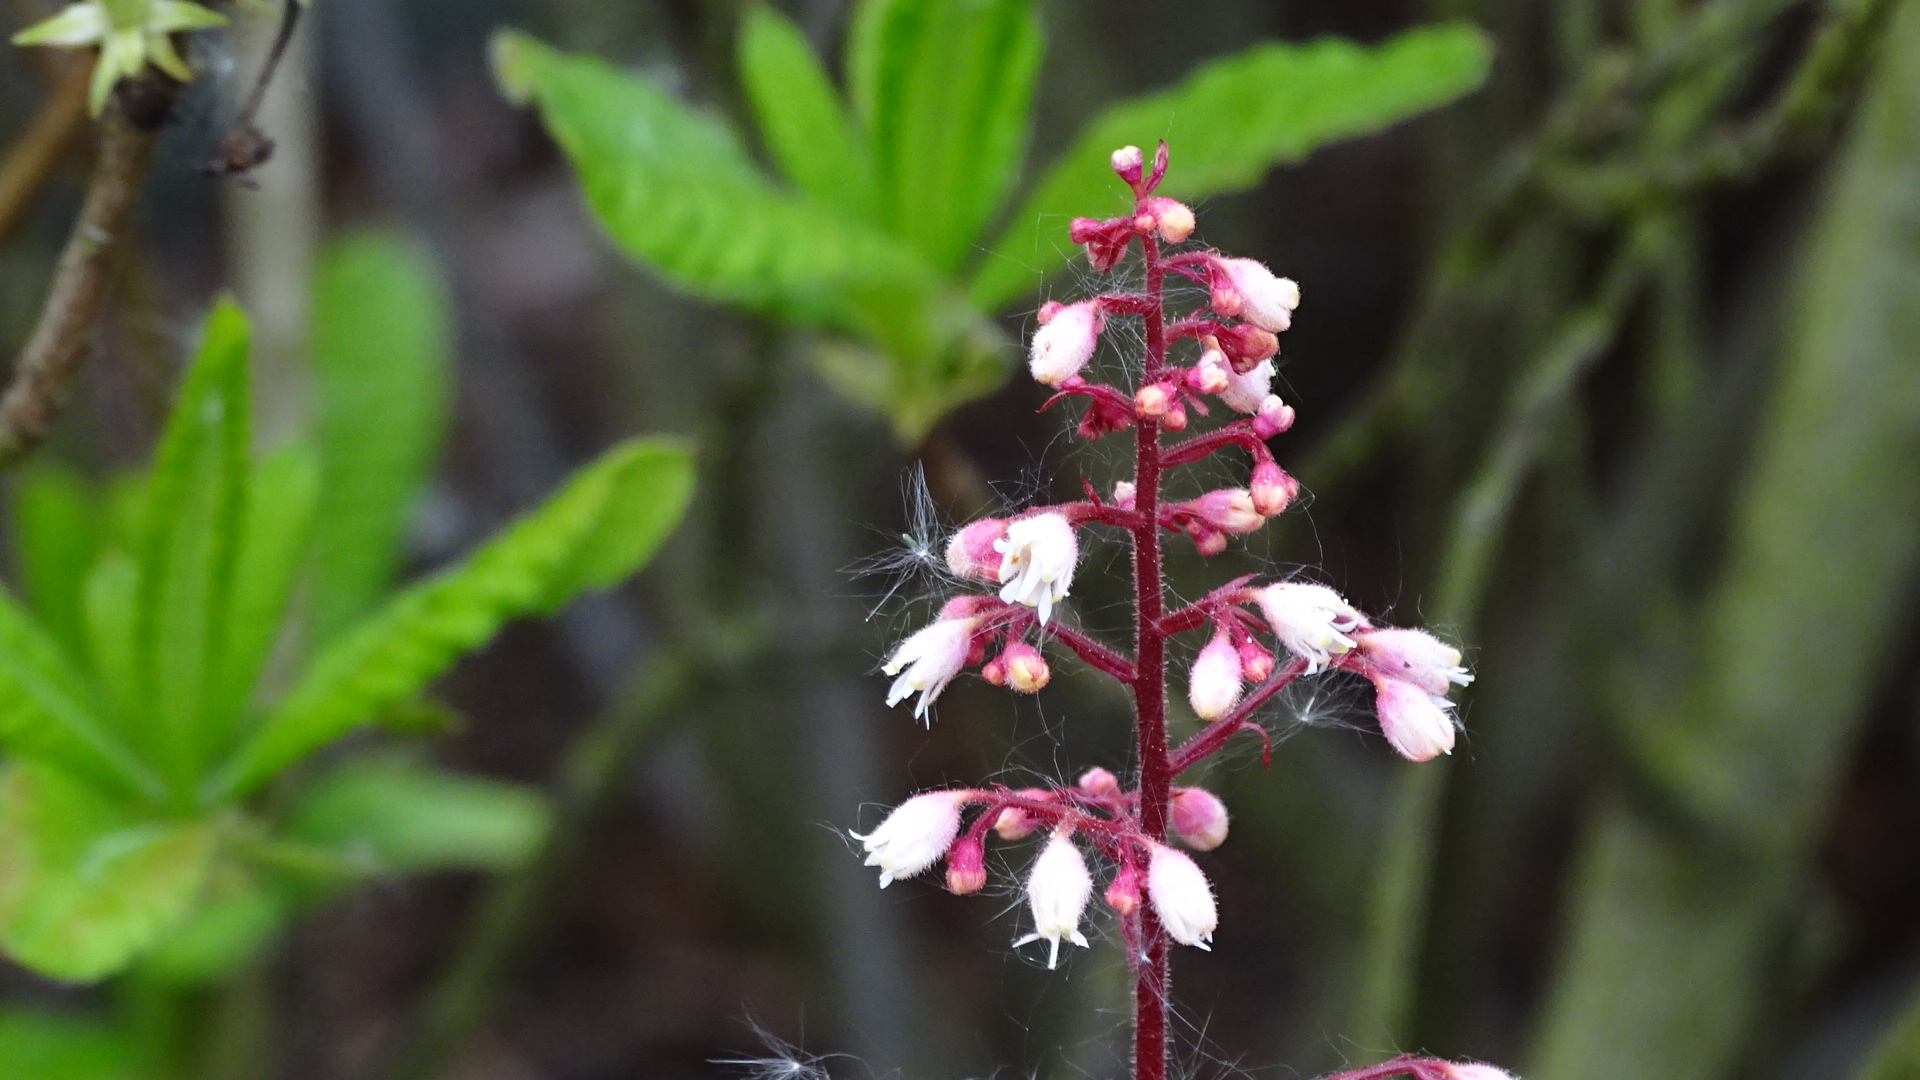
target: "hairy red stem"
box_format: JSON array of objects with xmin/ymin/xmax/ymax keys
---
[{"xmin": 1132, "ymin": 232, "xmax": 1171, "ymax": 1080}]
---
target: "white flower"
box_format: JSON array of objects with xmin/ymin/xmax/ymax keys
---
[
  {"xmin": 1146, "ymin": 844, "xmax": 1216, "ymax": 949},
  {"xmin": 883, "ymin": 615, "xmax": 977, "ymax": 720},
  {"xmin": 1029, "ymin": 300, "xmax": 1104, "ymax": 386},
  {"xmin": 1218, "ymin": 258, "xmax": 1300, "ymax": 333},
  {"xmin": 1187, "ymin": 630, "xmax": 1244, "ymax": 722},
  {"xmin": 13, "ymin": 0, "xmax": 227, "ymax": 114},
  {"xmin": 1359, "ymin": 627, "xmax": 1473, "ymax": 695},
  {"xmin": 1254, "ymin": 583, "xmax": 1362, "ymax": 673},
  {"xmin": 853, "ymin": 791, "xmax": 967, "ymax": 887},
  {"xmin": 1370, "ymin": 675, "xmax": 1458, "ymax": 761},
  {"xmin": 1014, "ymin": 831, "xmax": 1092, "ymax": 968},
  {"xmin": 995, "ymin": 512, "xmax": 1078, "ymax": 624},
  {"xmin": 1218, "ymin": 358, "xmax": 1273, "ymax": 415}
]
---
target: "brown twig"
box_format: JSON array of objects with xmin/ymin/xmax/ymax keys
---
[
  {"xmin": 0, "ymin": 56, "xmax": 89, "ymax": 246},
  {"xmin": 210, "ymin": 0, "xmax": 304, "ymax": 179},
  {"xmin": 0, "ymin": 101, "xmax": 159, "ymax": 466}
]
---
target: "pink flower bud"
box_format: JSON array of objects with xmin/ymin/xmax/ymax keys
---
[
  {"xmin": 1191, "ymin": 489, "xmax": 1265, "ymax": 534},
  {"xmin": 1250, "ymin": 461, "xmax": 1297, "ymax": 517},
  {"xmin": 1002, "ymin": 642, "xmax": 1050, "ymax": 693},
  {"xmin": 1162, "ymin": 402, "xmax": 1188, "ymax": 431},
  {"xmin": 1255, "ymin": 582, "xmax": 1362, "ymax": 674},
  {"xmin": 1146, "ymin": 843, "xmax": 1216, "ymax": 949},
  {"xmin": 946, "ymin": 835, "xmax": 987, "ymax": 894},
  {"xmin": 1188, "ymin": 348, "xmax": 1231, "ymax": 394},
  {"xmin": 1442, "ymin": 1064, "xmax": 1517, "ymax": 1080},
  {"xmin": 1219, "ymin": 358, "xmax": 1273, "ymax": 414},
  {"xmin": 1252, "ymin": 395, "xmax": 1295, "ymax": 438},
  {"xmin": 1214, "ymin": 257, "xmax": 1299, "ymax": 333},
  {"xmin": 1142, "ymin": 197, "xmax": 1194, "ymax": 243},
  {"xmin": 1358, "ymin": 627, "xmax": 1473, "ymax": 694},
  {"xmin": 980, "ymin": 655, "xmax": 1008, "ymax": 686},
  {"xmin": 1171, "ymin": 787, "xmax": 1230, "ymax": 851},
  {"xmin": 1069, "ymin": 216, "xmax": 1133, "ymax": 271},
  {"xmin": 1135, "ymin": 382, "xmax": 1174, "ymax": 419},
  {"xmin": 1237, "ymin": 637, "xmax": 1275, "ymax": 682},
  {"xmin": 1371, "ymin": 674, "xmax": 1458, "ymax": 761},
  {"xmin": 1105, "ymin": 861, "xmax": 1142, "ymax": 915},
  {"xmin": 1192, "ymin": 528, "xmax": 1227, "ymax": 557},
  {"xmin": 1029, "ymin": 300, "xmax": 1104, "ymax": 386},
  {"xmin": 1149, "ymin": 141, "xmax": 1169, "ymax": 189},
  {"xmin": 1111, "ymin": 145, "xmax": 1144, "ymax": 185},
  {"xmin": 1016, "ymin": 831, "xmax": 1093, "ymax": 968},
  {"xmin": 995, "ymin": 512, "xmax": 1079, "ymax": 625},
  {"xmin": 993, "ymin": 804, "xmax": 1037, "ymax": 842},
  {"xmin": 1187, "ymin": 629, "xmax": 1244, "ymax": 722},
  {"xmin": 1214, "ymin": 324, "xmax": 1279, "ymax": 373},
  {"xmin": 946, "ymin": 517, "xmax": 1009, "ymax": 582},
  {"xmin": 1077, "ymin": 766, "xmax": 1120, "ymax": 798},
  {"xmin": 883, "ymin": 614, "xmax": 980, "ymax": 720},
  {"xmin": 854, "ymin": 790, "xmax": 968, "ymax": 887},
  {"xmin": 1112, "ymin": 481, "xmax": 1137, "ymax": 510}
]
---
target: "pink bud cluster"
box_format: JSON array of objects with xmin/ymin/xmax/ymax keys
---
[{"xmin": 854, "ymin": 769, "xmax": 1232, "ymax": 967}]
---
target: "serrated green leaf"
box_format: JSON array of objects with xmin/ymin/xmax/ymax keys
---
[
  {"xmin": 0, "ymin": 1009, "xmax": 133, "ymax": 1080},
  {"xmin": 969, "ymin": 23, "xmax": 1493, "ymax": 311},
  {"xmin": 208, "ymin": 437, "xmax": 696, "ymax": 799},
  {"xmin": 286, "ymin": 755, "xmax": 549, "ymax": 873},
  {"xmin": 308, "ymin": 230, "xmax": 452, "ymax": 647},
  {"xmin": 208, "ymin": 442, "xmax": 319, "ymax": 740},
  {"xmin": 0, "ymin": 762, "xmax": 216, "ymax": 982},
  {"xmin": 847, "ymin": 0, "xmax": 1041, "ymax": 272},
  {"xmin": 11, "ymin": 464, "xmax": 103, "ymax": 658},
  {"xmin": 739, "ymin": 4, "xmax": 878, "ymax": 222},
  {"xmin": 0, "ymin": 579, "xmax": 155, "ymax": 800},
  {"xmin": 132, "ymin": 299, "xmax": 251, "ymax": 793}
]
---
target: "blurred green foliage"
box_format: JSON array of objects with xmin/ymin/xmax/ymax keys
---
[{"xmin": 490, "ymin": 0, "xmax": 1491, "ymax": 441}]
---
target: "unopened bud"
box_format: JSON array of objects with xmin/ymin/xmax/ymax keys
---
[
  {"xmin": 1192, "ymin": 488, "xmax": 1264, "ymax": 534},
  {"xmin": 1237, "ymin": 638, "xmax": 1275, "ymax": 682},
  {"xmin": 1150, "ymin": 141, "xmax": 1169, "ymax": 188},
  {"xmin": 1192, "ymin": 528, "xmax": 1227, "ymax": 557},
  {"xmin": 981, "ymin": 655, "xmax": 1008, "ymax": 686},
  {"xmin": 1442, "ymin": 1064, "xmax": 1517, "ymax": 1080},
  {"xmin": 1187, "ymin": 629, "xmax": 1244, "ymax": 721},
  {"xmin": 946, "ymin": 835, "xmax": 987, "ymax": 894},
  {"xmin": 947, "ymin": 517, "xmax": 1010, "ymax": 582},
  {"xmin": 994, "ymin": 805, "xmax": 1037, "ymax": 841},
  {"xmin": 1252, "ymin": 395, "xmax": 1295, "ymax": 438},
  {"xmin": 1250, "ymin": 461, "xmax": 1297, "ymax": 517},
  {"xmin": 1112, "ymin": 481, "xmax": 1137, "ymax": 510},
  {"xmin": 1214, "ymin": 257, "xmax": 1299, "ymax": 333},
  {"xmin": 1077, "ymin": 766, "xmax": 1120, "ymax": 798},
  {"xmin": 1171, "ymin": 787, "xmax": 1230, "ymax": 851},
  {"xmin": 1214, "ymin": 324, "xmax": 1279, "ymax": 373},
  {"xmin": 1002, "ymin": 642, "xmax": 1051, "ymax": 693},
  {"xmin": 1143, "ymin": 197, "xmax": 1194, "ymax": 243},
  {"xmin": 1163, "ymin": 403, "xmax": 1188, "ymax": 431},
  {"xmin": 1111, "ymin": 145, "xmax": 1144, "ymax": 185},
  {"xmin": 1105, "ymin": 862, "xmax": 1143, "ymax": 916},
  {"xmin": 1135, "ymin": 382, "xmax": 1173, "ymax": 419},
  {"xmin": 1188, "ymin": 348, "xmax": 1231, "ymax": 394},
  {"xmin": 1146, "ymin": 843, "xmax": 1216, "ymax": 949},
  {"xmin": 1030, "ymin": 300, "xmax": 1104, "ymax": 386}
]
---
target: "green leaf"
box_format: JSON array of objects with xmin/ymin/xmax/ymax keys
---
[
  {"xmin": 0, "ymin": 1010, "xmax": 133, "ymax": 1080},
  {"xmin": 846, "ymin": 0, "xmax": 1043, "ymax": 272},
  {"xmin": 209, "ymin": 437, "xmax": 696, "ymax": 799},
  {"xmin": 968, "ymin": 23, "xmax": 1494, "ymax": 311},
  {"xmin": 1529, "ymin": 5, "xmax": 1920, "ymax": 1077},
  {"xmin": 739, "ymin": 4, "xmax": 878, "ymax": 222},
  {"xmin": 80, "ymin": 553, "xmax": 137, "ymax": 734},
  {"xmin": 286, "ymin": 755, "xmax": 549, "ymax": 873},
  {"xmin": 207, "ymin": 442, "xmax": 319, "ymax": 738},
  {"xmin": 308, "ymin": 230, "xmax": 453, "ymax": 646},
  {"xmin": 10, "ymin": 464, "xmax": 103, "ymax": 658},
  {"xmin": 0, "ymin": 578, "xmax": 156, "ymax": 799},
  {"xmin": 132, "ymin": 299, "xmax": 251, "ymax": 792},
  {"xmin": 0, "ymin": 762, "xmax": 216, "ymax": 982},
  {"xmin": 139, "ymin": 870, "xmax": 285, "ymax": 984}
]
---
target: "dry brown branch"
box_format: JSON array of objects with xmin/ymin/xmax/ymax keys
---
[{"xmin": 0, "ymin": 99, "xmax": 159, "ymax": 465}]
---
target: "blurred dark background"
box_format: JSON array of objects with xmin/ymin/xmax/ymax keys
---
[{"xmin": 1, "ymin": 1, "xmax": 1917, "ymax": 1079}]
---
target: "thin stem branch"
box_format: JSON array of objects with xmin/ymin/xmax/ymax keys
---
[
  {"xmin": 0, "ymin": 103, "xmax": 159, "ymax": 466},
  {"xmin": 1169, "ymin": 659, "xmax": 1308, "ymax": 774},
  {"xmin": 1043, "ymin": 622, "xmax": 1137, "ymax": 683}
]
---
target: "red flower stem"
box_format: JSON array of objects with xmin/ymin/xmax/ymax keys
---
[
  {"xmin": 1168, "ymin": 659, "xmax": 1308, "ymax": 774},
  {"xmin": 1132, "ymin": 232, "xmax": 1172, "ymax": 1080},
  {"xmin": 1162, "ymin": 421, "xmax": 1271, "ymax": 467},
  {"xmin": 1041, "ymin": 623, "xmax": 1138, "ymax": 683}
]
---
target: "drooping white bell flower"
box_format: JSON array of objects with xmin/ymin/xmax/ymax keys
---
[
  {"xmin": 1029, "ymin": 300, "xmax": 1104, "ymax": 386},
  {"xmin": 883, "ymin": 615, "xmax": 978, "ymax": 720},
  {"xmin": 1145, "ymin": 844, "xmax": 1217, "ymax": 949},
  {"xmin": 1014, "ymin": 831, "xmax": 1093, "ymax": 968},
  {"xmin": 1359, "ymin": 627, "xmax": 1473, "ymax": 695},
  {"xmin": 1218, "ymin": 358, "xmax": 1274, "ymax": 415},
  {"xmin": 1370, "ymin": 674, "xmax": 1458, "ymax": 762},
  {"xmin": 1187, "ymin": 630, "xmax": 1244, "ymax": 722},
  {"xmin": 995, "ymin": 512, "xmax": 1079, "ymax": 624},
  {"xmin": 853, "ymin": 790, "xmax": 968, "ymax": 887},
  {"xmin": 1254, "ymin": 582, "xmax": 1363, "ymax": 674}
]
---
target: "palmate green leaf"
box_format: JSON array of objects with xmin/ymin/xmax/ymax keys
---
[
  {"xmin": 739, "ymin": 4, "xmax": 878, "ymax": 222},
  {"xmin": 10, "ymin": 464, "xmax": 103, "ymax": 658},
  {"xmin": 1529, "ymin": 4, "xmax": 1920, "ymax": 1077},
  {"xmin": 286, "ymin": 755, "xmax": 549, "ymax": 873},
  {"xmin": 208, "ymin": 437, "xmax": 696, "ymax": 800},
  {"xmin": 132, "ymin": 299, "xmax": 251, "ymax": 792},
  {"xmin": 208, "ymin": 442, "xmax": 319, "ymax": 735},
  {"xmin": 0, "ymin": 1009, "xmax": 134, "ymax": 1080},
  {"xmin": 0, "ymin": 580, "xmax": 156, "ymax": 800},
  {"xmin": 0, "ymin": 762, "xmax": 216, "ymax": 982},
  {"xmin": 969, "ymin": 23, "xmax": 1494, "ymax": 311},
  {"xmin": 491, "ymin": 30, "xmax": 945, "ymax": 337},
  {"xmin": 308, "ymin": 230, "xmax": 453, "ymax": 647},
  {"xmin": 847, "ymin": 0, "xmax": 1042, "ymax": 273}
]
